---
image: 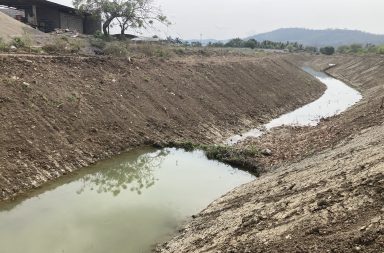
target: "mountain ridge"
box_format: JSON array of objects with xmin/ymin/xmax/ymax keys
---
[
  {"xmin": 246, "ymin": 28, "xmax": 384, "ymax": 47},
  {"xmin": 187, "ymin": 28, "xmax": 384, "ymax": 47}
]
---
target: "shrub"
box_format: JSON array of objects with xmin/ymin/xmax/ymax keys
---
[
  {"xmin": 349, "ymin": 44, "xmax": 363, "ymax": 53},
  {"xmin": 10, "ymin": 34, "xmax": 32, "ymax": 49},
  {"xmin": 103, "ymin": 41, "xmax": 129, "ymax": 56},
  {"xmin": 337, "ymin": 45, "xmax": 350, "ymax": 54},
  {"xmin": 93, "ymin": 30, "xmax": 104, "ymax": 39},
  {"xmin": 42, "ymin": 37, "xmax": 84, "ymax": 54},
  {"xmin": 68, "ymin": 38, "xmax": 84, "ymax": 53},
  {"xmin": 42, "ymin": 37, "xmax": 68, "ymax": 53},
  {"xmin": 0, "ymin": 37, "xmax": 7, "ymax": 51},
  {"xmin": 90, "ymin": 37, "xmax": 106, "ymax": 49},
  {"xmin": 377, "ymin": 45, "xmax": 384, "ymax": 54},
  {"xmin": 320, "ymin": 46, "xmax": 335, "ymax": 55}
]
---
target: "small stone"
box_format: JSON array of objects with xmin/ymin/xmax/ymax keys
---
[
  {"xmin": 261, "ymin": 148, "xmax": 272, "ymax": 156},
  {"xmin": 371, "ymin": 217, "xmax": 381, "ymax": 224},
  {"xmin": 22, "ymin": 82, "xmax": 30, "ymax": 87},
  {"xmin": 354, "ymin": 246, "xmax": 361, "ymax": 251}
]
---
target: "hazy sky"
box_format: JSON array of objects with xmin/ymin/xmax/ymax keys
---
[{"xmin": 54, "ymin": 0, "xmax": 384, "ymax": 39}]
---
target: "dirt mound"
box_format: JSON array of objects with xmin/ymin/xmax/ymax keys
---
[{"xmin": 0, "ymin": 11, "xmax": 43, "ymax": 42}]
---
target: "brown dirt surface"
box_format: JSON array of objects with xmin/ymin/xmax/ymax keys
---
[
  {"xmin": 0, "ymin": 54, "xmax": 325, "ymax": 200},
  {"xmin": 157, "ymin": 55, "xmax": 384, "ymax": 253}
]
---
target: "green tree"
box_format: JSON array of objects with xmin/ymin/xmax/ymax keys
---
[
  {"xmin": 349, "ymin": 44, "xmax": 363, "ymax": 53},
  {"xmin": 73, "ymin": 0, "xmax": 168, "ymax": 35},
  {"xmin": 337, "ymin": 45, "xmax": 350, "ymax": 54},
  {"xmin": 304, "ymin": 46, "xmax": 318, "ymax": 53},
  {"xmin": 377, "ymin": 45, "xmax": 384, "ymax": 54},
  {"xmin": 244, "ymin": 39, "xmax": 259, "ymax": 49},
  {"xmin": 320, "ymin": 46, "xmax": 335, "ymax": 55},
  {"xmin": 225, "ymin": 38, "xmax": 244, "ymax": 48}
]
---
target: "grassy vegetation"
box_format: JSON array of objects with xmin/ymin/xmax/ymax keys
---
[
  {"xmin": 337, "ymin": 43, "xmax": 384, "ymax": 55},
  {"xmin": 166, "ymin": 141, "xmax": 262, "ymax": 175},
  {"xmin": 42, "ymin": 36, "xmax": 84, "ymax": 54},
  {"xmin": 0, "ymin": 37, "xmax": 7, "ymax": 51},
  {"xmin": 0, "ymin": 33, "xmax": 40, "ymax": 53}
]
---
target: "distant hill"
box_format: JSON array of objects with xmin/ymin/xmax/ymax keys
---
[{"xmin": 247, "ymin": 28, "xmax": 384, "ymax": 47}]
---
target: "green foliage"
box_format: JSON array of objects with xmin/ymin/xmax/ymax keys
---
[
  {"xmin": 304, "ymin": 46, "xmax": 318, "ymax": 53},
  {"xmin": 10, "ymin": 34, "xmax": 32, "ymax": 49},
  {"xmin": 167, "ymin": 141, "xmax": 261, "ymax": 174},
  {"xmin": 0, "ymin": 37, "xmax": 7, "ymax": 51},
  {"xmin": 225, "ymin": 38, "xmax": 245, "ymax": 48},
  {"xmin": 93, "ymin": 30, "xmax": 105, "ymax": 39},
  {"xmin": 73, "ymin": 0, "xmax": 169, "ymax": 35},
  {"xmin": 377, "ymin": 45, "xmax": 384, "ymax": 54},
  {"xmin": 337, "ymin": 45, "xmax": 350, "ymax": 54},
  {"xmin": 337, "ymin": 43, "xmax": 384, "ymax": 55},
  {"xmin": 208, "ymin": 41, "xmax": 224, "ymax": 47},
  {"xmin": 349, "ymin": 44, "xmax": 363, "ymax": 53},
  {"xmin": 42, "ymin": 37, "xmax": 84, "ymax": 54},
  {"xmin": 191, "ymin": 41, "xmax": 202, "ymax": 47},
  {"xmin": 320, "ymin": 46, "xmax": 335, "ymax": 55},
  {"xmin": 103, "ymin": 41, "xmax": 129, "ymax": 56},
  {"xmin": 90, "ymin": 37, "xmax": 107, "ymax": 49},
  {"xmin": 207, "ymin": 38, "xmax": 306, "ymax": 52}
]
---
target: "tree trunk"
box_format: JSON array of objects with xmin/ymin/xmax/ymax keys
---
[{"xmin": 103, "ymin": 15, "xmax": 116, "ymax": 35}]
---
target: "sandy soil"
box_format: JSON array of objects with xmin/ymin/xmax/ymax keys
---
[
  {"xmin": 0, "ymin": 54, "xmax": 324, "ymax": 200},
  {"xmin": 0, "ymin": 12, "xmax": 43, "ymax": 43},
  {"xmin": 157, "ymin": 55, "xmax": 384, "ymax": 252}
]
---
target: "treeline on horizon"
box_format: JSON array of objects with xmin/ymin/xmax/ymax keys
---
[
  {"xmin": 183, "ymin": 37, "xmax": 384, "ymax": 55},
  {"xmin": 207, "ymin": 38, "xmax": 307, "ymax": 52},
  {"xmin": 206, "ymin": 38, "xmax": 384, "ymax": 54}
]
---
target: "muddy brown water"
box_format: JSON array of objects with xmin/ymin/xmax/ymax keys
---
[
  {"xmin": 0, "ymin": 147, "xmax": 254, "ymax": 253},
  {"xmin": 227, "ymin": 67, "xmax": 363, "ymax": 144}
]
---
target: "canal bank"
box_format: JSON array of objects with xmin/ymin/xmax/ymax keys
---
[
  {"xmin": 0, "ymin": 54, "xmax": 325, "ymax": 200},
  {"xmin": 158, "ymin": 55, "xmax": 384, "ymax": 253}
]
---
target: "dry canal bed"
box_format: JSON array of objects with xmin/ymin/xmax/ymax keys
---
[{"xmin": 0, "ymin": 148, "xmax": 254, "ymax": 253}]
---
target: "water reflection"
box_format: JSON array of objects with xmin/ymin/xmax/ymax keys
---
[
  {"xmin": 76, "ymin": 149, "xmax": 170, "ymax": 196},
  {"xmin": 0, "ymin": 148, "xmax": 255, "ymax": 253}
]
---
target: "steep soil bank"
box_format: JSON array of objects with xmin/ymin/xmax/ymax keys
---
[
  {"xmin": 157, "ymin": 55, "xmax": 384, "ymax": 252},
  {"xmin": 0, "ymin": 55, "xmax": 324, "ymax": 200}
]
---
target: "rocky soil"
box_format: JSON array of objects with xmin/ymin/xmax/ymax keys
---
[
  {"xmin": 0, "ymin": 54, "xmax": 324, "ymax": 200},
  {"xmin": 157, "ymin": 55, "xmax": 384, "ymax": 252}
]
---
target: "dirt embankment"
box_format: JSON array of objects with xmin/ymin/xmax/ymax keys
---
[
  {"xmin": 157, "ymin": 55, "xmax": 384, "ymax": 253},
  {"xmin": 0, "ymin": 55, "xmax": 324, "ymax": 200},
  {"xmin": 0, "ymin": 12, "xmax": 45, "ymax": 43}
]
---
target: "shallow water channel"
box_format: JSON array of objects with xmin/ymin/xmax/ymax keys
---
[
  {"xmin": 227, "ymin": 67, "xmax": 362, "ymax": 144},
  {"xmin": 0, "ymin": 148, "xmax": 255, "ymax": 253}
]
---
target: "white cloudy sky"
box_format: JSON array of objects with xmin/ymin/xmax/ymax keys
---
[{"xmin": 54, "ymin": 0, "xmax": 384, "ymax": 39}]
